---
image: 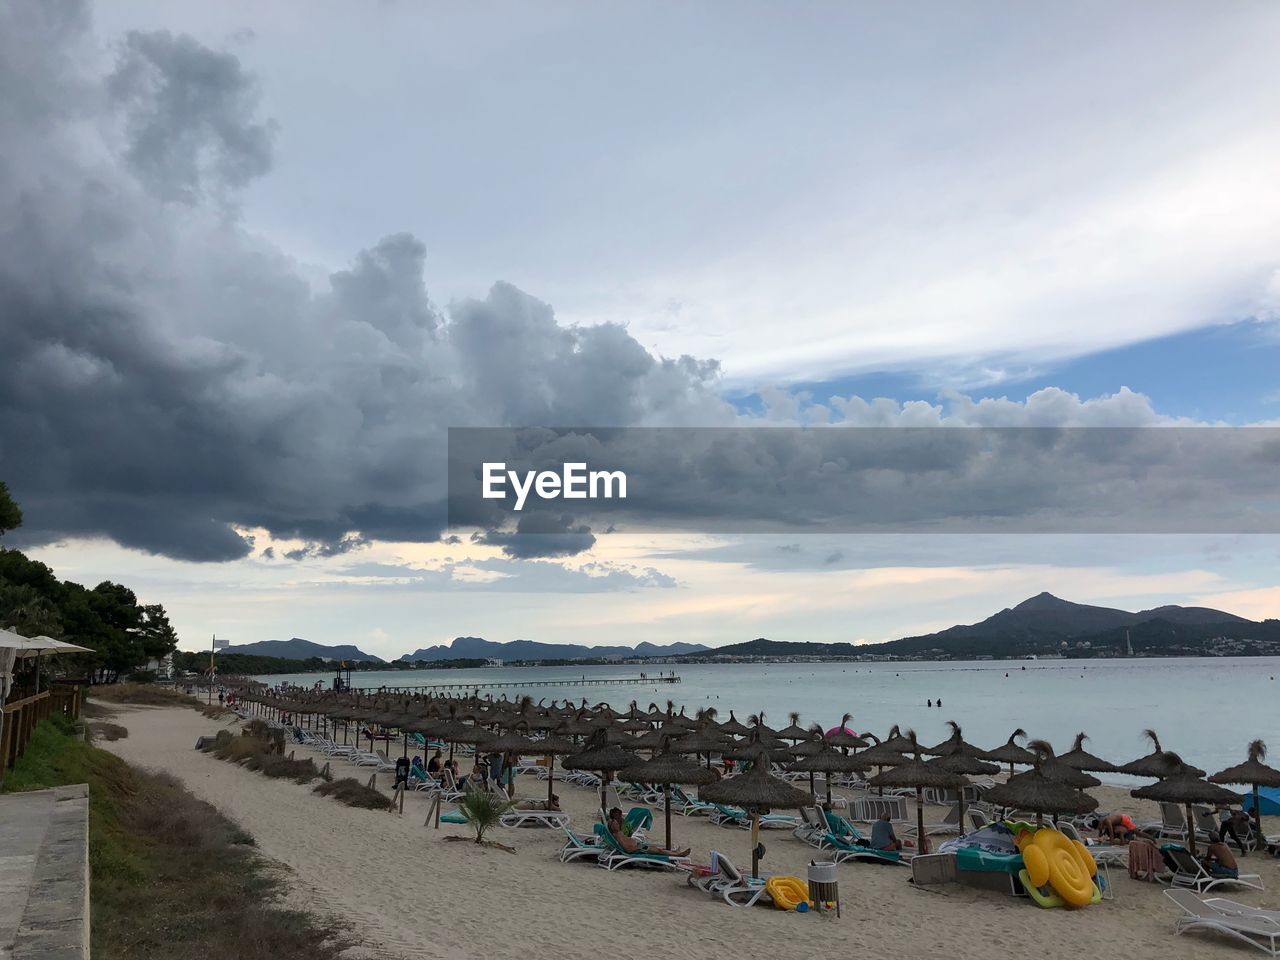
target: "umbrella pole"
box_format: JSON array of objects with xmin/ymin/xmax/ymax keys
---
[
  {"xmin": 1255, "ymin": 784, "xmax": 1263, "ymax": 853},
  {"xmin": 958, "ymin": 791, "xmax": 967, "ymax": 833},
  {"xmin": 751, "ymin": 814, "xmax": 761, "ymax": 879},
  {"xmin": 826, "ymin": 779, "xmax": 833, "ymax": 807},
  {"xmin": 548, "ymin": 756, "xmax": 556, "ymax": 808},
  {"xmin": 665, "ymin": 786, "xmax": 673, "ymax": 851},
  {"xmin": 402, "ymin": 732, "xmax": 408, "ymax": 759},
  {"xmin": 1186, "ymin": 803, "xmax": 1197, "ymax": 857},
  {"xmin": 916, "ymin": 787, "xmax": 926, "ymax": 854}
]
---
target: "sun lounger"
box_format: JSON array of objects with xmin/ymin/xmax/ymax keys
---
[
  {"xmin": 1165, "ymin": 888, "xmax": 1280, "ymax": 955},
  {"xmin": 822, "ymin": 832, "xmax": 907, "ymax": 865},
  {"xmin": 671, "ymin": 786, "xmax": 717, "ymax": 817},
  {"xmin": 709, "ymin": 803, "xmax": 797, "ymax": 830},
  {"xmin": 500, "ymin": 807, "xmax": 571, "ymax": 829},
  {"xmin": 794, "ymin": 807, "xmax": 828, "ymax": 845},
  {"xmin": 591, "ymin": 823, "xmax": 692, "ymax": 872},
  {"xmin": 558, "ymin": 825, "xmax": 603, "ymax": 864},
  {"xmin": 1164, "ymin": 846, "xmax": 1264, "ymax": 893},
  {"xmin": 687, "ymin": 852, "xmax": 772, "ymax": 907}
]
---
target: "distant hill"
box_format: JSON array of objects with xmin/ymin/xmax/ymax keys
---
[
  {"xmin": 397, "ymin": 637, "xmax": 710, "ymax": 663},
  {"xmin": 694, "ymin": 593, "xmax": 1273, "ymax": 660},
  {"xmin": 219, "ymin": 638, "xmax": 384, "ymax": 663}
]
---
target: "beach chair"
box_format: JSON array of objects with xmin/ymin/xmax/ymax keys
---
[
  {"xmin": 558, "ymin": 825, "xmax": 603, "ymax": 864},
  {"xmin": 594, "ymin": 806, "xmax": 651, "ymax": 839},
  {"xmin": 591, "ymin": 823, "xmax": 692, "ymax": 873},
  {"xmin": 600, "ymin": 783, "xmax": 625, "ymax": 813},
  {"xmin": 1163, "ymin": 846, "xmax": 1264, "ymax": 893},
  {"xmin": 671, "ymin": 786, "xmax": 717, "ymax": 817},
  {"xmin": 500, "ymin": 806, "xmax": 570, "ymax": 829},
  {"xmin": 702, "ymin": 853, "xmax": 772, "ymax": 907},
  {"xmin": 709, "ymin": 803, "xmax": 797, "ymax": 830},
  {"xmin": 1165, "ymin": 888, "xmax": 1280, "ymax": 956},
  {"xmin": 822, "ymin": 831, "xmax": 907, "ymax": 866},
  {"xmin": 910, "ymin": 852, "xmax": 958, "ymax": 886},
  {"xmin": 964, "ymin": 807, "xmax": 990, "ymax": 834},
  {"xmin": 794, "ymin": 807, "xmax": 827, "ymax": 845}
]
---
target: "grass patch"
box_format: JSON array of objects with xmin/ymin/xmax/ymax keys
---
[
  {"xmin": 313, "ymin": 777, "xmax": 394, "ymax": 810},
  {"xmin": 3, "ymin": 718, "xmax": 357, "ymax": 959},
  {"xmin": 203, "ymin": 727, "xmax": 324, "ymax": 785},
  {"xmin": 88, "ymin": 683, "xmax": 203, "ymax": 708},
  {"xmin": 88, "ymin": 721, "xmax": 129, "ymax": 742}
]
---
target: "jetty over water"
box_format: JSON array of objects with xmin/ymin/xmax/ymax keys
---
[{"xmin": 376, "ymin": 674, "xmax": 681, "ymax": 694}]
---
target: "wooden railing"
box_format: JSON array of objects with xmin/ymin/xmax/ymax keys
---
[{"xmin": 0, "ymin": 684, "xmax": 82, "ymax": 786}]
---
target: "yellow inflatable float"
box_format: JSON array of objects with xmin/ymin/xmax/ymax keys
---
[
  {"xmin": 764, "ymin": 875, "xmax": 810, "ymax": 911},
  {"xmin": 1015, "ymin": 827, "xmax": 1099, "ymax": 908}
]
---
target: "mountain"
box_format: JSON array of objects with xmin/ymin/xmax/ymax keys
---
[
  {"xmin": 397, "ymin": 637, "xmax": 710, "ymax": 663},
  {"xmin": 219, "ymin": 638, "xmax": 384, "ymax": 663},
  {"xmin": 692, "ymin": 593, "xmax": 1272, "ymax": 660}
]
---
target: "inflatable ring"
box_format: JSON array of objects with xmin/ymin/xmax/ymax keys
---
[
  {"xmin": 764, "ymin": 875, "xmax": 810, "ymax": 911},
  {"xmin": 1016, "ymin": 828, "xmax": 1098, "ymax": 908}
]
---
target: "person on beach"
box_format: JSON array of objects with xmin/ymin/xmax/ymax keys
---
[
  {"xmin": 607, "ymin": 808, "xmax": 688, "ymax": 857},
  {"xmin": 515, "ymin": 794, "xmax": 561, "ymax": 812},
  {"xmin": 1204, "ymin": 833, "xmax": 1240, "ymax": 878},
  {"xmin": 870, "ymin": 813, "xmax": 904, "ymax": 852},
  {"xmin": 1215, "ymin": 805, "xmax": 1252, "ymax": 854},
  {"xmin": 470, "ymin": 756, "xmax": 489, "ymax": 787},
  {"xmin": 427, "ymin": 749, "xmax": 443, "ymax": 775},
  {"xmin": 1097, "ymin": 813, "xmax": 1138, "ymax": 842}
]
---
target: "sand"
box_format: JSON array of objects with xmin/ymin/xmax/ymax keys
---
[{"xmin": 98, "ymin": 704, "xmax": 1280, "ymax": 960}]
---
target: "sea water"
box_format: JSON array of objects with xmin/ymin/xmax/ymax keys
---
[{"xmin": 256, "ymin": 656, "xmax": 1280, "ymax": 781}]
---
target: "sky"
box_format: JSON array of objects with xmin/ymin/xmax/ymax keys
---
[{"xmin": 3, "ymin": 0, "xmax": 1280, "ymax": 659}]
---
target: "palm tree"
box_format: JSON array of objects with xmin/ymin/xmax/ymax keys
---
[{"xmin": 457, "ymin": 787, "xmax": 516, "ymax": 844}]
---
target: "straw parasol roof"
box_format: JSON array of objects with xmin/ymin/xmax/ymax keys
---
[
  {"xmin": 1120, "ymin": 729, "xmax": 1206, "ymax": 778},
  {"xmin": 867, "ymin": 731, "xmax": 965, "ymax": 849},
  {"xmin": 789, "ymin": 748, "xmax": 870, "ymax": 805},
  {"xmin": 775, "ymin": 712, "xmax": 810, "ymax": 742},
  {"xmin": 824, "ymin": 713, "xmax": 868, "ymax": 750},
  {"xmin": 1210, "ymin": 739, "xmax": 1280, "ymax": 850},
  {"xmin": 563, "ymin": 728, "xmax": 637, "ymax": 809},
  {"xmin": 982, "ymin": 728, "xmax": 1036, "ymax": 770},
  {"xmin": 1133, "ymin": 753, "xmax": 1241, "ymax": 855},
  {"xmin": 719, "ymin": 711, "xmax": 752, "ymax": 737},
  {"xmin": 1057, "ymin": 732, "xmax": 1118, "ymax": 773},
  {"xmin": 985, "ymin": 741, "xmax": 1099, "ymax": 824},
  {"xmin": 924, "ymin": 720, "xmax": 988, "ymax": 758},
  {"xmin": 792, "ymin": 727, "xmax": 831, "ymax": 758},
  {"xmin": 701, "ymin": 749, "xmax": 812, "ymax": 877},
  {"xmin": 623, "ymin": 744, "xmax": 718, "ymax": 849},
  {"xmin": 877, "ymin": 725, "xmax": 916, "ymax": 754}
]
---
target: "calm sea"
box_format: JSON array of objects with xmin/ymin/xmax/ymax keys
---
[{"xmin": 255, "ymin": 657, "xmax": 1280, "ymax": 782}]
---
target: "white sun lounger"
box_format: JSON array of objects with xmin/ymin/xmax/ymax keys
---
[
  {"xmin": 1165, "ymin": 888, "xmax": 1280, "ymax": 955},
  {"xmin": 1165, "ymin": 846, "xmax": 1264, "ymax": 894},
  {"xmin": 500, "ymin": 807, "xmax": 570, "ymax": 829}
]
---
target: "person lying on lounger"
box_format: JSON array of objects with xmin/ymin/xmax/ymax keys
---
[
  {"xmin": 1204, "ymin": 833, "xmax": 1240, "ymax": 878},
  {"xmin": 1096, "ymin": 813, "xmax": 1138, "ymax": 842},
  {"xmin": 514, "ymin": 794, "xmax": 562, "ymax": 812},
  {"xmin": 870, "ymin": 812, "xmax": 904, "ymax": 852},
  {"xmin": 607, "ymin": 808, "xmax": 689, "ymax": 857}
]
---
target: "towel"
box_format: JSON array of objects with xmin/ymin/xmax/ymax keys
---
[{"xmin": 1128, "ymin": 838, "xmax": 1162, "ymax": 881}]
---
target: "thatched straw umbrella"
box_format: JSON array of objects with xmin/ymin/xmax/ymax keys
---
[
  {"xmin": 527, "ymin": 731, "xmax": 577, "ymax": 807},
  {"xmin": 1057, "ymin": 732, "xmax": 1118, "ymax": 773},
  {"xmin": 487, "ymin": 724, "xmax": 538, "ymax": 798},
  {"xmin": 719, "ymin": 711, "xmax": 752, "ymax": 738},
  {"xmin": 924, "ymin": 721, "xmax": 988, "ymax": 758},
  {"xmin": 983, "ymin": 728, "xmax": 1036, "ymax": 776},
  {"xmin": 562, "ymin": 729, "xmax": 636, "ymax": 813},
  {"xmin": 877, "ymin": 725, "xmax": 916, "ymax": 754},
  {"xmin": 1132, "ymin": 753, "xmax": 1239, "ymax": 856},
  {"xmin": 867, "ymin": 731, "xmax": 965, "ymax": 850},
  {"xmin": 825, "ymin": 713, "xmax": 869, "ymax": 752},
  {"xmin": 623, "ymin": 742, "xmax": 717, "ymax": 849},
  {"xmin": 1120, "ymin": 729, "xmax": 1206, "ymax": 778},
  {"xmin": 1210, "ymin": 740, "xmax": 1280, "ymax": 851},
  {"xmin": 671, "ymin": 726, "xmax": 730, "ymax": 771},
  {"xmin": 776, "ymin": 712, "xmax": 810, "ymax": 742},
  {"xmin": 985, "ymin": 741, "xmax": 1098, "ymax": 827},
  {"xmin": 701, "ymin": 749, "xmax": 812, "ymax": 878},
  {"xmin": 927, "ymin": 752, "xmax": 999, "ymax": 828}
]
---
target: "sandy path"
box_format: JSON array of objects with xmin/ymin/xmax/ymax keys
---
[{"xmin": 99, "ymin": 705, "xmax": 1280, "ymax": 960}]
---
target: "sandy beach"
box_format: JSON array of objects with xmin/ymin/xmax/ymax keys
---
[{"xmin": 98, "ymin": 704, "xmax": 1280, "ymax": 960}]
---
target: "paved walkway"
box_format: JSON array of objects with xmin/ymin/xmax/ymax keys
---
[{"xmin": 0, "ymin": 785, "xmax": 89, "ymax": 960}]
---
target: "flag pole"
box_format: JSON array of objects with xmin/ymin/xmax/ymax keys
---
[{"xmin": 209, "ymin": 634, "xmax": 215, "ymax": 703}]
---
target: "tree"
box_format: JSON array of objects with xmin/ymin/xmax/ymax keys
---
[
  {"xmin": 137, "ymin": 603, "xmax": 179, "ymax": 661},
  {"xmin": 0, "ymin": 582, "xmax": 64, "ymax": 637},
  {"xmin": 0, "ymin": 480, "xmax": 21, "ymax": 537}
]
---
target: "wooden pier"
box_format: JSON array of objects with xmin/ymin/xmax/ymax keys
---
[{"xmin": 374, "ymin": 675, "xmax": 681, "ymax": 694}]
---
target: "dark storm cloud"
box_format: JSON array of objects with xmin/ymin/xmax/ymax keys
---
[
  {"xmin": 0, "ymin": 0, "xmax": 727, "ymax": 563},
  {"xmin": 472, "ymin": 512, "xmax": 597, "ymax": 559}
]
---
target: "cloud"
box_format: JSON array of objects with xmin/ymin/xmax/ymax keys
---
[
  {"xmin": 336, "ymin": 556, "xmax": 677, "ymax": 592},
  {"xmin": 472, "ymin": 512, "xmax": 596, "ymax": 559},
  {"xmin": 0, "ymin": 1, "xmax": 727, "ymax": 563}
]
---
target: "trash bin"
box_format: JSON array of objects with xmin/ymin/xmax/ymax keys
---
[{"xmin": 807, "ymin": 861, "xmax": 840, "ymax": 917}]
